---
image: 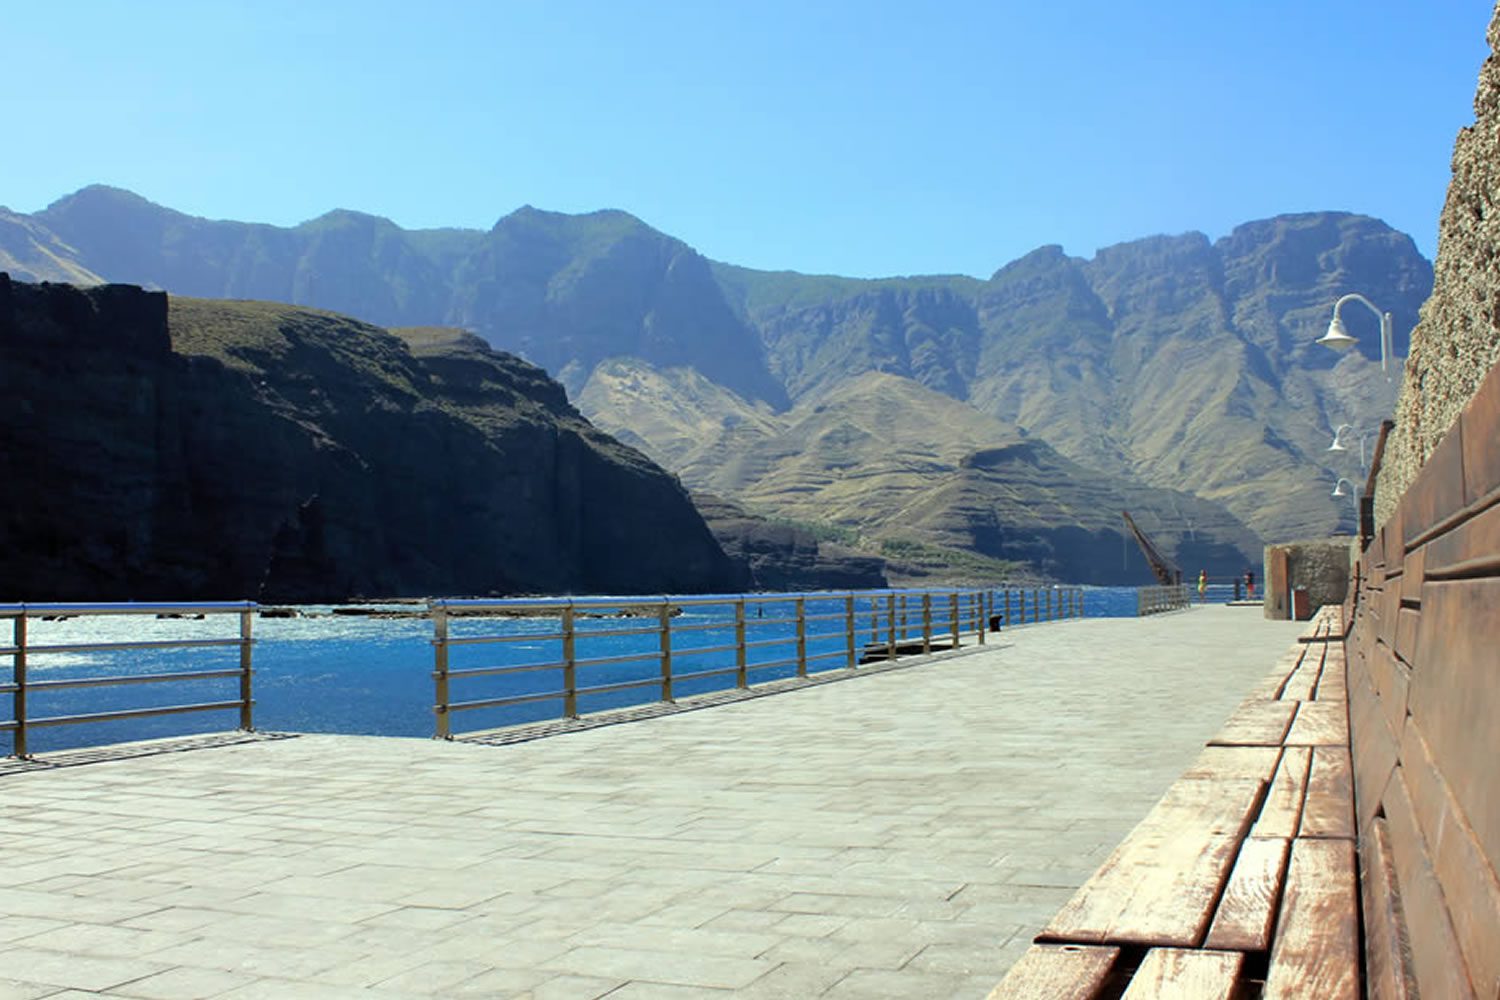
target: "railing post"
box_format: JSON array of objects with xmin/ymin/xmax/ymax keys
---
[
  {"xmin": 921, "ymin": 593, "xmax": 932, "ymax": 654},
  {"xmin": 845, "ymin": 595, "xmax": 856, "ymax": 668},
  {"xmin": 949, "ymin": 592, "xmax": 959, "ymax": 649},
  {"xmin": 899, "ymin": 594, "xmax": 908, "ymax": 641},
  {"xmin": 735, "ymin": 598, "xmax": 748, "ymax": 689},
  {"xmin": 1079, "ymin": 587, "xmax": 1085, "ymax": 617},
  {"xmin": 433, "ymin": 605, "xmax": 451, "ymax": 740},
  {"xmin": 659, "ymin": 601, "xmax": 674, "ymax": 702},
  {"xmin": 1018, "ymin": 589, "xmax": 1025, "ymax": 625},
  {"xmin": 1004, "ymin": 589, "xmax": 1011, "ymax": 629},
  {"xmin": 976, "ymin": 591, "xmax": 986, "ymax": 645},
  {"xmin": 562, "ymin": 605, "xmax": 578, "ymax": 718},
  {"xmin": 13, "ymin": 615, "xmax": 27, "ymax": 759},
  {"xmin": 886, "ymin": 593, "xmax": 897, "ymax": 659},
  {"xmin": 869, "ymin": 599, "xmax": 879, "ymax": 645},
  {"xmin": 238, "ymin": 607, "xmax": 254, "ymax": 731},
  {"xmin": 795, "ymin": 597, "xmax": 808, "ymax": 678}
]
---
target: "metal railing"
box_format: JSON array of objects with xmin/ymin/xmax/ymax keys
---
[
  {"xmin": 2, "ymin": 602, "xmax": 256, "ymax": 758},
  {"xmin": 1137, "ymin": 584, "xmax": 1191, "ymax": 615},
  {"xmin": 432, "ymin": 587, "xmax": 1085, "ymax": 739}
]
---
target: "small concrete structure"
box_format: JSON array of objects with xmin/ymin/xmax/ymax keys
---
[
  {"xmin": 0, "ymin": 607, "xmax": 1299, "ymax": 999},
  {"xmin": 1263, "ymin": 537, "xmax": 1352, "ymax": 620}
]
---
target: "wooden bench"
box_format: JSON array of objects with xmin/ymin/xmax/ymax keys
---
[
  {"xmin": 990, "ymin": 605, "xmax": 1360, "ymax": 998},
  {"xmin": 992, "ymin": 357, "xmax": 1500, "ymax": 998}
]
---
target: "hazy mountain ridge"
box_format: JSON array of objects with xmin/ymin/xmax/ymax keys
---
[{"xmin": 3, "ymin": 187, "xmax": 1433, "ymax": 572}]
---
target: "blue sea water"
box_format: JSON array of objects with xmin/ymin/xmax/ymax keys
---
[{"xmin": 4, "ymin": 585, "xmax": 1213, "ymax": 754}]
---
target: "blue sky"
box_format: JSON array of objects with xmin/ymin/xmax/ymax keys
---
[{"xmin": 5, "ymin": 1, "xmax": 1492, "ymax": 277}]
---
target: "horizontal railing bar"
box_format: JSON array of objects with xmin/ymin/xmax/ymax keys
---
[
  {"xmin": 747, "ymin": 656, "xmax": 799, "ymax": 673},
  {"xmin": 574, "ymin": 651, "xmax": 661, "ymax": 669},
  {"xmin": 671, "ymin": 665, "xmax": 742, "ymax": 683},
  {"xmin": 743, "ymin": 636, "xmax": 794, "ymax": 651},
  {"xmin": 744, "ymin": 616, "xmax": 798, "ymax": 627},
  {"xmin": 22, "ymin": 668, "xmax": 244, "ymax": 692},
  {"xmin": 669, "ymin": 621, "xmax": 733, "ymax": 635},
  {"xmin": 429, "ymin": 590, "xmax": 1001, "ymax": 615},
  {"xmin": 668, "ymin": 642, "xmax": 739, "ymax": 659},
  {"xmin": 0, "ymin": 719, "xmax": 16, "ymax": 731},
  {"xmin": 805, "ymin": 649, "xmax": 849, "ymax": 664},
  {"xmin": 576, "ymin": 676, "xmax": 663, "ymax": 697},
  {"xmin": 445, "ymin": 659, "xmax": 564, "ymax": 680},
  {"xmin": 801, "ymin": 612, "xmax": 849, "ymax": 624},
  {"xmin": 21, "ymin": 638, "xmax": 245, "ymax": 656},
  {"xmin": 804, "ymin": 629, "xmax": 856, "ymax": 645},
  {"xmin": 573, "ymin": 625, "xmax": 662, "ymax": 640},
  {"xmin": 446, "ymin": 689, "xmax": 562, "ymax": 712},
  {"xmin": 439, "ymin": 631, "xmax": 566, "ymax": 647},
  {"xmin": 2, "ymin": 602, "xmax": 256, "ymax": 617},
  {"xmin": 24, "ymin": 700, "xmax": 246, "ymax": 728}
]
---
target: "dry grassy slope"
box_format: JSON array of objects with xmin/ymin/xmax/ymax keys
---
[{"xmin": 578, "ymin": 364, "xmax": 1259, "ymax": 583}]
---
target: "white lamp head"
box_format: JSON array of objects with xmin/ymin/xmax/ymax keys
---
[
  {"xmin": 1317, "ymin": 314, "xmax": 1359, "ymax": 351},
  {"xmin": 1328, "ymin": 423, "xmax": 1352, "ymax": 452},
  {"xmin": 1331, "ymin": 478, "xmax": 1353, "ymax": 498}
]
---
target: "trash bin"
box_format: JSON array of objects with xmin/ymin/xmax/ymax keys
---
[{"xmin": 1292, "ymin": 587, "xmax": 1311, "ymax": 621}]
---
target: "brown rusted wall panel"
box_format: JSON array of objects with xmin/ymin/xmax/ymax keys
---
[
  {"xmin": 1410, "ymin": 577, "xmax": 1500, "ymax": 885},
  {"xmin": 1401, "ymin": 425, "xmax": 1468, "ymax": 545},
  {"xmin": 1460, "ymin": 358, "xmax": 1500, "ymax": 506}
]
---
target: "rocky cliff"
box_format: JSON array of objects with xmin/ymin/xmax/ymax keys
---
[
  {"xmin": 1377, "ymin": 6, "xmax": 1500, "ymax": 522},
  {"xmin": 0, "ymin": 276, "xmax": 744, "ymax": 600}
]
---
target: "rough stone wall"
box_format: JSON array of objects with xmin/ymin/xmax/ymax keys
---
[
  {"xmin": 1377, "ymin": 3, "xmax": 1500, "ymax": 524},
  {"xmin": 1262, "ymin": 538, "xmax": 1352, "ymax": 620}
]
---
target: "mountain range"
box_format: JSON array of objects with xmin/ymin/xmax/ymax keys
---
[{"xmin": 2, "ymin": 186, "xmax": 1434, "ymax": 583}]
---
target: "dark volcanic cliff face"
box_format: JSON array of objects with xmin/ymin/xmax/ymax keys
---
[{"xmin": 0, "ymin": 275, "xmax": 742, "ymax": 601}]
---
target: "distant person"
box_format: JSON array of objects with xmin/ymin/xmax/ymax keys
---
[
  {"xmin": 1245, "ymin": 570, "xmax": 1255, "ymax": 600},
  {"xmin": 1198, "ymin": 569, "xmax": 1207, "ymax": 601}
]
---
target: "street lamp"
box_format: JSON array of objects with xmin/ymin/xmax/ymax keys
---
[
  {"xmin": 1328, "ymin": 424, "xmax": 1353, "ymax": 451},
  {"xmin": 1331, "ymin": 477, "xmax": 1356, "ymax": 498},
  {"xmin": 1318, "ymin": 293, "xmax": 1395, "ymax": 375}
]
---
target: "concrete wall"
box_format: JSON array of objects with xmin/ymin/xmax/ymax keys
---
[
  {"xmin": 1375, "ymin": 4, "xmax": 1500, "ymax": 526},
  {"xmin": 1263, "ymin": 538, "xmax": 1353, "ymax": 620}
]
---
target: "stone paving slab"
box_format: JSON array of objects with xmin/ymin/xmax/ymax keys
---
[{"xmin": 0, "ymin": 606, "xmax": 1300, "ymax": 998}]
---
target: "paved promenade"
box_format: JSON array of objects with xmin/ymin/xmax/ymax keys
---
[{"xmin": 0, "ymin": 606, "xmax": 1301, "ymax": 1000}]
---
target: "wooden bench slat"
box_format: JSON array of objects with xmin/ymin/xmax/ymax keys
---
[
  {"xmin": 1280, "ymin": 643, "xmax": 1324, "ymax": 700},
  {"xmin": 1042, "ymin": 778, "xmax": 1263, "ymax": 947},
  {"xmin": 1264, "ymin": 838, "xmax": 1360, "ymax": 1000},
  {"xmin": 1208, "ymin": 700, "xmax": 1297, "ymax": 747},
  {"xmin": 1119, "ymin": 948, "xmax": 1242, "ymax": 1000},
  {"xmin": 1314, "ymin": 644, "xmax": 1347, "ymax": 702},
  {"xmin": 1361, "ymin": 817, "xmax": 1418, "ymax": 1000},
  {"xmin": 1252, "ymin": 747, "xmax": 1311, "ymax": 839},
  {"xmin": 1203, "ymin": 836, "xmax": 1289, "ymax": 952},
  {"xmin": 1181, "ymin": 745, "xmax": 1280, "ymax": 783},
  {"xmin": 986, "ymin": 943, "xmax": 1119, "ymax": 1000},
  {"xmin": 1379, "ymin": 766, "xmax": 1478, "ymax": 999},
  {"xmin": 1300, "ymin": 746, "xmax": 1355, "ymax": 839},
  {"xmin": 1284, "ymin": 700, "xmax": 1349, "ymax": 746},
  {"xmin": 1249, "ymin": 649, "xmax": 1306, "ymax": 699}
]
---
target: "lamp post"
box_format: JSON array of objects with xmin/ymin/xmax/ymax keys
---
[
  {"xmin": 1331, "ymin": 477, "xmax": 1360, "ymax": 533},
  {"xmin": 1328, "ymin": 424, "xmax": 1371, "ymax": 467},
  {"xmin": 1317, "ymin": 293, "xmax": 1395, "ymax": 376}
]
